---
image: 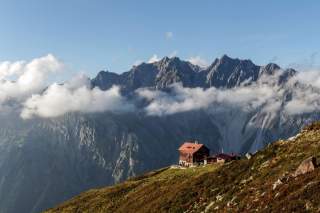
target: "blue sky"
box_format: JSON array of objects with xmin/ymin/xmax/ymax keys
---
[{"xmin": 0, "ymin": 0, "xmax": 319, "ymax": 77}]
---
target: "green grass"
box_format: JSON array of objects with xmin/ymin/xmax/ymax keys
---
[{"xmin": 45, "ymin": 122, "xmax": 320, "ymax": 213}]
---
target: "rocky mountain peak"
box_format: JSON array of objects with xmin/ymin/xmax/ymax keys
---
[
  {"xmin": 155, "ymin": 56, "xmax": 185, "ymax": 70},
  {"xmin": 205, "ymin": 55, "xmax": 260, "ymax": 88},
  {"xmin": 92, "ymin": 70, "xmax": 121, "ymax": 90},
  {"xmin": 265, "ymin": 63, "xmax": 281, "ymax": 71},
  {"xmin": 220, "ymin": 54, "xmax": 235, "ymax": 63},
  {"xmin": 259, "ymin": 63, "xmax": 282, "ymax": 77},
  {"xmin": 154, "ymin": 56, "xmax": 200, "ymax": 89},
  {"xmin": 208, "ymin": 55, "xmax": 255, "ymax": 72}
]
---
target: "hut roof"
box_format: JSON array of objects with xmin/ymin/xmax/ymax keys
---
[{"xmin": 178, "ymin": 142, "xmax": 205, "ymax": 154}]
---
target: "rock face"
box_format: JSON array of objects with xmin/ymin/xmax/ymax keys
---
[{"xmin": 293, "ymin": 157, "xmax": 318, "ymax": 177}]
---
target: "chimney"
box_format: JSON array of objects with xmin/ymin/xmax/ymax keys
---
[{"xmin": 194, "ymin": 140, "xmax": 199, "ymax": 144}]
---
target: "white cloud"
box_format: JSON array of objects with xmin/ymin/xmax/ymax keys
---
[
  {"xmin": 137, "ymin": 83, "xmax": 282, "ymax": 116},
  {"xmin": 280, "ymin": 70, "xmax": 320, "ymax": 115},
  {"xmin": 284, "ymin": 95, "xmax": 320, "ymax": 115},
  {"xmin": 0, "ymin": 54, "xmax": 63, "ymax": 105},
  {"xmin": 291, "ymin": 70, "xmax": 320, "ymax": 88},
  {"xmin": 2, "ymin": 53, "xmax": 320, "ymax": 119},
  {"xmin": 133, "ymin": 60, "xmax": 143, "ymax": 66},
  {"xmin": 0, "ymin": 60, "xmax": 25, "ymax": 79},
  {"xmin": 148, "ymin": 54, "xmax": 161, "ymax": 63},
  {"xmin": 169, "ymin": 50, "xmax": 178, "ymax": 58},
  {"xmin": 134, "ymin": 69, "xmax": 320, "ymax": 117},
  {"xmin": 283, "ymin": 75, "xmax": 320, "ymax": 115},
  {"xmin": 165, "ymin": 31, "xmax": 173, "ymax": 40},
  {"xmin": 0, "ymin": 54, "xmax": 135, "ymax": 119},
  {"xmin": 21, "ymin": 76, "xmax": 134, "ymax": 119},
  {"xmin": 188, "ymin": 56, "xmax": 209, "ymax": 68}
]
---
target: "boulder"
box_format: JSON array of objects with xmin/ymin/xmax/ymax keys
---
[
  {"xmin": 273, "ymin": 179, "xmax": 283, "ymax": 190},
  {"xmin": 245, "ymin": 153, "xmax": 252, "ymax": 160},
  {"xmin": 293, "ymin": 157, "xmax": 318, "ymax": 177}
]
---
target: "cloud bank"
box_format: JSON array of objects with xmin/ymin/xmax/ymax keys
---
[
  {"xmin": 1, "ymin": 54, "xmax": 320, "ymax": 119},
  {"xmin": 136, "ymin": 72, "xmax": 320, "ymax": 117},
  {"xmin": 21, "ymin": 81, "xmax": 134, "ymax": 119},
  {"xmin": 137, "ymin": 83, "xmax": 283, "ymax": 116},
  {"xmin": 283, "ymin": 71, "xmax": 320, "ymax": 115},
  {"xmin": 0, "ymin": 55, "xmax": 134, "ymax": 119}
]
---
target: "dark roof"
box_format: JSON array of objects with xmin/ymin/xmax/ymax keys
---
[{"xmin": 216, "ymin": 153, "xmax": 234, "ymax": 160}]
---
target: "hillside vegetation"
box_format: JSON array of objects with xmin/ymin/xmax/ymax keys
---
[{"xmin": 45, "ymin": 122, "xmax": 320, "ymax": 213}]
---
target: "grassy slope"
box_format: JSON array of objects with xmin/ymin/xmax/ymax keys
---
[{"xmin": 45, "ymin": 123, "xmax": 320, "ymax": 213}]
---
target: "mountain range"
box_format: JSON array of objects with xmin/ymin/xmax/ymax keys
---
[
  {"xmin": 92, "ymin": 55, "xmax": 296, "ymax": 91},
  {"xmin": 0, "ymin": 55, "xmax": 318, "ymax": 213}
]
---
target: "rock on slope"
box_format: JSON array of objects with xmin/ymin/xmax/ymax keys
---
[{"xmin": 46, "ymin": 122, "xmax": 320, "ymax": 213}]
